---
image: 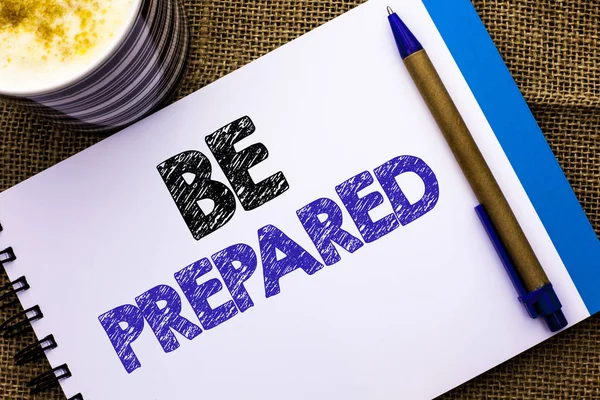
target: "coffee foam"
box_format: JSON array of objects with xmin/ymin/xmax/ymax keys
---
[{"xmin": 0, "ymin": 0, "xmax": 138, "ymax": 94}]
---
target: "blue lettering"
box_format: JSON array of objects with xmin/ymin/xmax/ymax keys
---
[
  {"xmin": 374, "ymin": 156, "xmax": 439, "ymax": 225},
  {"xmin": 336, "ymin": 171, "xmax": 400, "ymax": 243},
  {"xmin": 175, "ymin": 258, "xmax": 239, "ymax": 329},
  {"xmin": 297, "ymin": 197, "xmax": 364, "ymax": 266},
  {"xmin": 98, "ymin": 304, "xmax": 145, "ymax": 374},
  {"xmin": 259, "ymin": 225, "xmax": 324, "ymax": 298},
  {"xmin": 212, "ymin": 244, "xmax": 257, "ymax": 313},
  {"xmin": 135, "ymin": 285, "xmax": 203, "ymax": 353}
]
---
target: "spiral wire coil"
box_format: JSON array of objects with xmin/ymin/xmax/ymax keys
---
[{"xmin": 1, "ymin": 224, "xmax": 84, "ymax": 399}]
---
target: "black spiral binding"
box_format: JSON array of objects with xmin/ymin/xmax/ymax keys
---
[
  {"xmin": 0, "ymin": 305, "xmax": 43, "ymax": 338},
  {"xmin": 0, "ymin": 233, "xmax": 84, "ymax": 399},
  {"xmin": 0, "ymin": 276, "xmax": 29, "ymax": 310},
  {"xmin": 27, "ymin": 364, "xmax": 72, "ymax": 394},
  {"xmin": 0, "ymin": 246, "xmax": 16, "ymax": 264},
  {"xmin": 15, "ymin": 334, "xmax": 58, "ymax": 365}
]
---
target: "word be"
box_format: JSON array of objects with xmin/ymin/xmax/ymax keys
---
[
  {"xmin": 99, "ymin": 154, "xmax": 439, "ymax": 374},
  {"xmin": 157, "ymin": 116, "xmax": 289, "ymax": 240}
]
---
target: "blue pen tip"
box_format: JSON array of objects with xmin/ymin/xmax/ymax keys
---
[{"xmin": 387, "ymin": 9, "xmax": 423, "ymax": 59}]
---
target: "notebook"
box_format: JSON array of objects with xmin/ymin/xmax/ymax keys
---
[{"xmin": 1, "ymin": 0, "xmax": 598, "ymax": 399}]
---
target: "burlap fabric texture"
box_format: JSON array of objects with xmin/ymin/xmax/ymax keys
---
[{"xmin": 0, "ymin": 0, "xmax": 599, "ymax": 399}]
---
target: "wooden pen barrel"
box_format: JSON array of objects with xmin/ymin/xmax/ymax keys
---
[{"xmin": 404, "ymin": 50, "xmax": 549, "ymax": 292}]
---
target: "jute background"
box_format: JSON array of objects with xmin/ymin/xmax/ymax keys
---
[{"xmin": 1, "ymin": 0, "xmax": 598, "ymax": 398}]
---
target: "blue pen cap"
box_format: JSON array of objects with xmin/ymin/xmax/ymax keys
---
[
  {"xmin": 521, "ymin": 284, "xmax": 568, "ymax": 332},
  {"xmin": 387, "ymin": 11, "xmax": 423, "ymax": 59},
  {"xmin": 476, "ymin": 205, "xmax": 568, "ymax": 333},
  {"xmin": 544, "ymin": 309, "xmax": 568, "ymax": 333}
]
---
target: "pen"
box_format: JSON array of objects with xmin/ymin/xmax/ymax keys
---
[{"xmin": 386, "ymin": 7, "xmax": 567, "ymax": 332}]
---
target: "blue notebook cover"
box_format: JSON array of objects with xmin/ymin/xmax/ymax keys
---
[{"xmin": 425, "ymin": 0, "xmax": 600, "ymax": 314}]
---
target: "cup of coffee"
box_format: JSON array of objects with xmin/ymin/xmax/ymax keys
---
[{"xmin": 0, "ymin": 0, "xmax": 189, "ymax": 133}]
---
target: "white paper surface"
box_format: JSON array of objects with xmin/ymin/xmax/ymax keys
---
[{"xmin": 0, "ymin": 0, "xmax": 589, "ymax": 399}]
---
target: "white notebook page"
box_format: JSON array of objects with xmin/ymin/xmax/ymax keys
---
[{"xmin": 0, "ymin": 0, "xmax": 588, "ymax": 399}]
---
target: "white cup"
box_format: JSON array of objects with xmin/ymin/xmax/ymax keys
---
[{"xmin": 0, "ymin": 0, "xmax": 189, "ymax": 134}]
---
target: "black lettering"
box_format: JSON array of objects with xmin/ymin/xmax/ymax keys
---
[
  {"xmin": 157, "ymin": 151, "xmax": 236, "ymax": 240},
  {"xmin": 205, "ymin": 116, "xmax": 289, "ymax": 211}
]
